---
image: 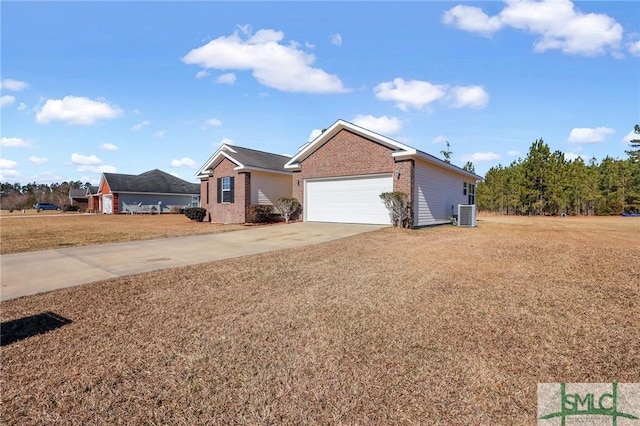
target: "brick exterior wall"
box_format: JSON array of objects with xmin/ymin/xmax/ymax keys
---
[
  {"xmin": 112, "ymin": 193, "xmax": 119, "ymax": 214},
  {"xmin": 88, "ymin": 195, "xmax": 99, "ymax": 212},
  {"xmin": 201, "ymin": 158, "xmax": 249, "ymax": 223},
  {"xmin": 291, "ymin": 129, "xmax": 414, "ymax": 217}
]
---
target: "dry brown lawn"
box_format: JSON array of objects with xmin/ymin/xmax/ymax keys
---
[
  {"xmin": 1, "ymin": 215, "xmax": 639, "ymax": 425},
  {"xmin": 0, "ymin": 212, "xmax": 246, "ymax": 254}
]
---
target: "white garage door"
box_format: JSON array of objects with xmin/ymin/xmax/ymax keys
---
[{"xmin": 305, "ymin": 174, "xmax": 393, "ymax": 224}]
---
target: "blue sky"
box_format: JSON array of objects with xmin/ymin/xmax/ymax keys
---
[{"xmin": 1, "ymin": 1, "xmax": 639, "ymax": 184}]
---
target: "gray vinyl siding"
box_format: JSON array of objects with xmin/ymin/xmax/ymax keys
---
[
  {"xmin": 413, "ymin": 161, "xmax": 473, "ymax": 227},
  {"xmin": 250, "ymin": 172, "xmax": 292, "ymax": 205},
  {"xmin": 118, "ymin": 193, "xmax": 195, "ymax": 213}
]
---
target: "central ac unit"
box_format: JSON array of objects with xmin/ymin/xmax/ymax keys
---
[{"xmin": 458, "ymin": 204, "xmax": 477, "ymax": 227}]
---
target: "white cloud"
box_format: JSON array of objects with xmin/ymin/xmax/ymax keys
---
[
  {"xmin": 131, "ymin": 120, "xmax": 150, "ymax": 130},
  {"xmin": 374, "ymin": 78, "xmax": 489, "ymax": 110},
  {"xmin": 201, "ymin": 118, "xmax": 222, "ymax": 129},
  {"xmin": 170, "ymin": 157, "xmax": 197, "ymax": 168},
  {"xmin": 352, "ymin": 115, "xmax": 403, "ymax": 135},
  {"xmin": 443, "ymin": 0, "xmax": 624, "ymax": 56},
  {"xmin": 0, "ymin": 158, "xmax": 21, "ymax": 181},
  {"xmin": 442, "ymin": 5, "xmax": 503, "ymax": 37},
  {"xmin": 71, "ymin": 153, "xmax": 102, "ymax": 165},
  {"xmin": 629, "ymin": 40, "xmax": 640, "ymax": 57},
  {"xmin": 307, "ymin": 129, "xmax": 323, "ymax": 142},
  {"xmin": 1, "ymin": 137, "xmax": 30, "ymax": 148},
  {"xmin": 17, "ymin": 102, "xmax": 27, "ymax": 111},
  {"xmin": 564, "ymin": 152, "xmax": 590, "ymax": 161},
  {"xmin": 329, "ymin": 33, "xmax": 343, "ymax": 46},
  {"xmin": 1, "ymin": 95, "xmax": 16, "ymax": 107},
  {"xmin": 80, "ymin": 176, "xmax": 99, "ymax": 185},
  {"xmin": 449, "ymin": 85, "xmax": 489, "ymax": 109},
  {"xmin": 0, "ymin": 158, "xmax": 18, "ymax": 169},
  {"xmin": 459, "ymin": 152, "xmax": 501, "ymax": 162},
  {"xmin": 0, "ymin": 78, "xmax": 28, "ymax": 92},
  {"xmin": 0, "ymin": 169, "xmax": 20, "ymax": 180},
  {"xmin": 100, "ymin": 143, "xmax": 118, "ymax": 151},
  {"xmin": 216, "ymin": 73, "xmax": 236, "ymax": 85},
  {"xmin": 29, "ymin": 156, "xmax": 49, "ymax": 165},
  {"xmin": 431, "ymin": 135, "xmax": 448, "ymax": 145},
  {"xmin": 568, "ymin": 127, "xmax": 614, "ymax": 144},
  {"xmin": 214, "ymin": 137, "xmax": 235, "ymax": 148},
  {"xmin": 36, "ymin": 96, "xmax": 122, "ymax": 125},
  {"xmin": 155, "ymin": 130, "xmax": 167, "ymax": 138},
  {"xmin": 77, "ymin": 165, "xmax": 117, "ymax": 173},
  {"xmin": 195, "ymin": 70, "xmax": 210, "ymax": 79},
  {"xmin": 374, "ymin": 78, "xmax": 447, "ymax": 111},
  {"xmin": 621, "ymin": 129, "xmax": 639, "ymax": 144},
  {"xmin": 182, "ymin": 28, "xmax": 348, "ymax": 93},
  {"xmin": 507, "ymin": 150, "xmax": 521, "ymax": 157}
]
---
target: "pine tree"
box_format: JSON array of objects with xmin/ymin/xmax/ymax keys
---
[
  {"xmin": 440, "ymin": 141, "xmax": 452, "ymax": 164},
  {"xmin": 463, "ymin": 161, "xmax": 475, "ymax": 173},
  {"xmin": 625, "ymin": 124, "xmax": 640, "ymax": 162}
]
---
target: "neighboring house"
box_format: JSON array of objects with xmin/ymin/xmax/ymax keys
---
[
  {"xmin": 195, "ymin": 145, "xmax": 292, "ymax": 223},
  {"xmin": 98, "ymin": 169, "xmax": 200, "ymax": 214},
  {"xmin": 284, "ymin": 119, "xmax": 483, "ymax": 227},
  {"xmin": 86, "ymin": 186, "xmax": 99, "ymax": 212},
  {"xmin": 68, "ymin": 188, "xmax": 89, "ymax": 210}
]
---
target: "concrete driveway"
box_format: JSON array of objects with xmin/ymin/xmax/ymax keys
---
[{"xmin": 0, "ymin": 222, "xmax": 384, "ymax": 301}]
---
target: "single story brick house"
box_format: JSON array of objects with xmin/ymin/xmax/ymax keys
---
[
  {"xmin": 68, "ymin": 187, "xmax": 89, "ymax": 210},
  {"xmin": 86, "ymin": 185, "xmax": 99, "ymax": 212},
  {"xmin": 97, "ymin": 169, "xmax": 200, "ymax": 214},
  {"xmin": 284, "ymin": 119, "xmax": 483, "ymax": 227},
  {"xmin": 195, "ymin": 145, "xmax": 293, "ymax": 223}
]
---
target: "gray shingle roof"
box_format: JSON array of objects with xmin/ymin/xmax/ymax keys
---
[
  {"xmin": 226, "ymin": 146, "xmax": 291, "ymax": 171},
  {"xmin": 69, "ymin": 188, "xmax": 88, "ymax": 199},
  {"xmin": 103, "ymin": 169, "xmax": 199, "ymax": 194}
]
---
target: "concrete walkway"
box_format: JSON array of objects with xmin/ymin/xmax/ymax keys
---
[{"xmin": 0, "ymin": 222, "xmax": 384, "ymax": 301}]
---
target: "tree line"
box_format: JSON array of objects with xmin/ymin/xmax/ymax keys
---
[
  {"xmin": 0, "ymin": 181, "xmax": 91, "ymax": 211},
  {"xmin": 477, "ymin": 127, "xmax": 640, "ymax": 216}
]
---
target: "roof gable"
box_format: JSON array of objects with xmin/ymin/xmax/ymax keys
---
[
  {"xmin": 285, "ymin": 119, "xmax": 483, "ymax": 181},
  {"xmin": 196, "ymin": 144, "xmax": 292, "ymax": 178},
  {"xmin": 101, "ymin": 169, "xmax": 199, "ymax": 194},
  {"xmin": 284, "ymin": 119, "xmax": 415, "ymax": 169}
]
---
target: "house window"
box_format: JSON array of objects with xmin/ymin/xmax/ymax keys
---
[
  {"xmin": 206, "ymin": 181, "xmax": 209, "ymax": 204},
  {"xmin": 217, "ymin": 176, "xmax": 234, "ymax": 203},
  {"xmin": 468, "ymin": 183, "xmax": 476, "ymax": 205},
  {"xmin": 463, "ymin": 182, "xmax": 467, "ymax": 196}
]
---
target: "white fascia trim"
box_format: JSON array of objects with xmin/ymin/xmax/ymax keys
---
[
  {"xmin": 391, "ymin": 149, "xmax": 416, "ymax": 158},
  {"xmin": 234, "ymin": 166, "xmax": 292, "ymax": 176},
  {"xmin": 97, "ymin": 173, "xmax": 108, "ymax": 193},
  {"xmin": 194, "ymin": 144, "xmax": 239, "ymax": 178},
  {"xmin": 284, "ymin": 162, "xmax": 301, "ymax": 170},
  {"xmin": 284, "ymin": 119, "xmax": 414, "ymax": 168},
  {"xmin": 195, "ymin": 146, "xmax": 243, "ymax": 179},
  {"xmin": 409, "ymin": 152, "xmax": 484, "ymax": 181}
]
